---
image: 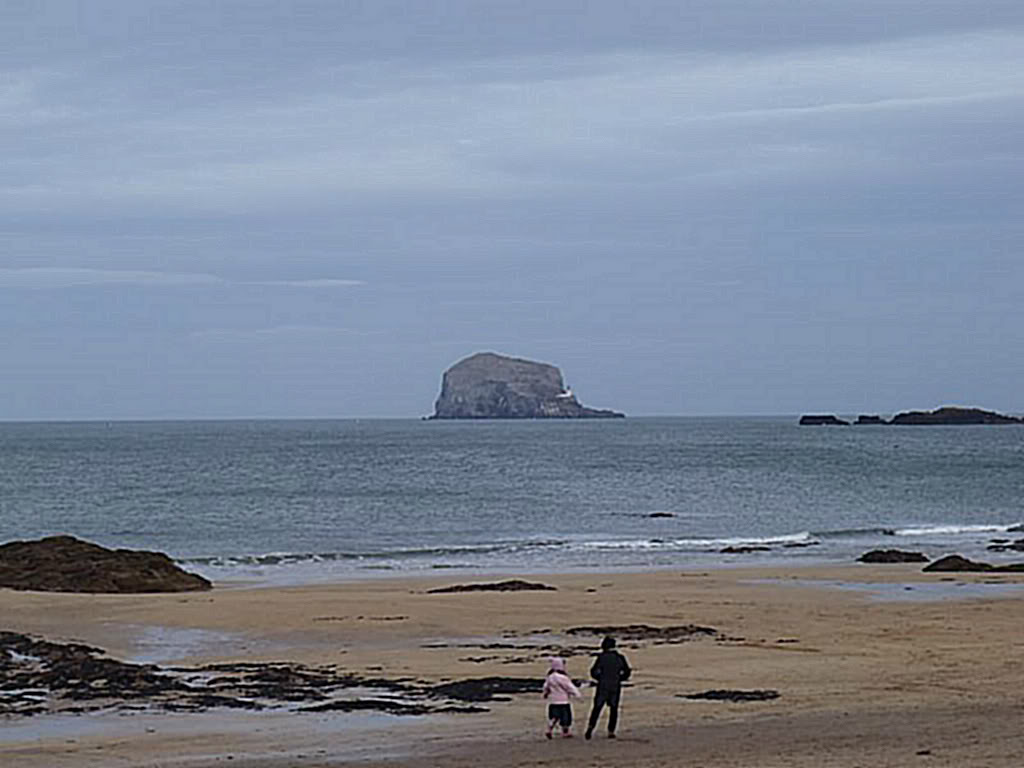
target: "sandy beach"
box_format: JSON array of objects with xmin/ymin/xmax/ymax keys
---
[{"xmin": 4, "ymin": 564, "xmax": 1024, "ymax": 768}]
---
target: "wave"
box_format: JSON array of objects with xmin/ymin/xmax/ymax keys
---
[
  {"xmin": 573, "ymin": 531, "xmax": 816, "ymax": 551},
  {"xmin": 176, "ymin": 521, "xmax": 1023, "ymax": 570},
  {"xmin": 178, "ymin": 532, "xmax": 821, "ymax": 568},
  {"xmin": 891, "ymin": 523, "xmax": 1021, "ymax": 537},
  {"xmin": 178, "ymin": 539, "xmax": 569, "ymax": 567},
  {"xmin": 812, "ymin": 523, "xmax": 1022, "ymax": 540}
]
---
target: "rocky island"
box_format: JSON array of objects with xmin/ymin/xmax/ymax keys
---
[
  {"xmin": 429, "ymin": 352, "xmax": 624, "ymax": 419},
  {"xmin": 800, "ymin": 406, "xmax": 1022, "ymax": 426}
]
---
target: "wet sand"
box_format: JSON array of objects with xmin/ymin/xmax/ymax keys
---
[{"xmin": 3, "ymin": 564, "xmax": 1024, "ymax": 767}]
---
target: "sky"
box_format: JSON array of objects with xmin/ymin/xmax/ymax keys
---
[{"xmin": 2, "ymin": 0, "xmax": 1022, "ymax": 419}]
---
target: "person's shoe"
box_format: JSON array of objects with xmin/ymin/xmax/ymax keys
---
[
  {"xmin": 545, "ymin": 731, "xmax": 553, "ymax": 740},
  {"xmin": 584, "ymin": 729, "xmax": 592, "ymax": 740},
  {"xmin": 563, "ymin": 732, "xmax": 573, "ymax": 738},
  {"xmin": 608, "ymin": 732, "xmax": 616, "ymax": 739}
]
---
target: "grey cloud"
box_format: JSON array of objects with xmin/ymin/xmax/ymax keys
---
[
  {"xmin": 0, "ymin": 1, "xmax": 1021, "ymax": 418},
  {"xmin": 192, "ymin": 325, "xmax": 379, "ymax": 341},
  {"xmin": 0, "ymin": 268, "xmax": 221, "ymax": 288},
  {"xmin": 0, "ymin": 269, "xmax": 364, "ymax": 290}
]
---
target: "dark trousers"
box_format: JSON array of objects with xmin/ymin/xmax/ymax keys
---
[{"xmin": 587, "ymin": 686, "xmax": 622, "ymax": 734}]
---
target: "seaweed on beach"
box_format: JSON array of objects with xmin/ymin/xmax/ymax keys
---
[
  {"xmin": 1, "ymin": 630, "xmax": 541, "ymax": 719},
  {"xmin": 426, "ymin": 676, "xmax": 543, "ymax": 702},
  {"xmin": 566, "ymin": 624, "xmax": 718, "ymax": 642}
]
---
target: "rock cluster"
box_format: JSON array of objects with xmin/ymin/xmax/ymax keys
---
[
  {"xmin": 429, "ymin": 352, "xmax": 623, "ymax": 419},
  {"xmin": 0, "ymin": 535, "xmax": 211, "ymax": 593},
  {"xmin": 857, "ymin": 550, "xmax": 929, "ymax": 564}
]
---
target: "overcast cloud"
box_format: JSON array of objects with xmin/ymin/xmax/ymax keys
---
[{"xmin": 2, "ymin": 1, "xmax": 1022, "ymax": 418}]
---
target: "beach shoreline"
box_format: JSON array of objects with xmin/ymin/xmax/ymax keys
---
[{"xmin": 4, "ymin": 563, "xmax": 1024, "ymax": 767}]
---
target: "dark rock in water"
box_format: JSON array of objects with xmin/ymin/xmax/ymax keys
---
[
  {"xmin": 1007, "ymin": 524, "xmax": 1024, "ymax": 533},
  {"xmin": 855, "ymin": 414, "xmax": 887, "ymax": 425},
  {"xmin": 720, "ymin": 545, "xmax": 772, "ymax": 554},
  {"xmin": 783, "ymin": 541, "xmax": 820, "ymax": 549},
  {"xmin": 799, "ymin": 414, "xmax": 850, "ymax": 426},
  {"xmin": 426, "ymin": 579, "xmax": 556, "ymax": 594},
  {"xmin": 987, "ymin": 539, "xmax": 1024, "ymax": 552},
  {"xmin": 0, "ymin": 535, "xmax": 211, "ymax": 593},
  {"xmin": 889, "ymin": 407, "xmax": 1023, "ymax": 425},
  {"xmin": 857, "ymin": 549, "xmax": 929, "ymax": 564},
  {"xmin": 680, "ymin": 689, "xmax": 780, "ymax": 702},
  {"xmin": 648, "ymin": 512, "xmax": 675, "ymax": 518},
  {"xmin": 429, "ymin": 352, "xmax": 624, "ymax": 419}
]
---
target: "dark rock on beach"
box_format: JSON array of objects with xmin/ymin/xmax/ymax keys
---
[
  {"xmin": 923, "ymin": 555, "xmax": 992, "ymax": 572},
  {"xmin": 428, "ymin": 352, "xmax": 624, "ymax": 419},
  {"xmin": 426, "ymin": 579, "xmax": 557, "ymax": 594},
  {"xmin": 680, "ymin": 689, "xmax": 780, "ymax": 702},
  {"xmin": 923, "ymin": 555, "xmax": 1024, "ymax": 573},
  {"xmin": 0, "ymin": 535, "xmax": 211, "ymax": 593},
  {"xmin": 857, "ymin": 549, "xmax": 930, "ymax": 564},
  {"xmin": 799, "ymin": 414, "xmax": 850, "ymax": 426}
]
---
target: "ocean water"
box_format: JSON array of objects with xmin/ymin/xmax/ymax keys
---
[{"xmin": 1, "ymin": 417, "xmax": 1022, "ymax": 585}]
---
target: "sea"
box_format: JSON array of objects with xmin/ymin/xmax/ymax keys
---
[{"xmin": 1, "ymin": 417, "xmax": 1022, "ymax": 587}]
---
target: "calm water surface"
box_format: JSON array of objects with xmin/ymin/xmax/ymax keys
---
[{"xmin": 1, "ymin": 418, "xmax": 1022, "ymax": 584}]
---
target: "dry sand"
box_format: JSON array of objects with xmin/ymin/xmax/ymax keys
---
[{"xmin": 3, "ymin": 564, "xmax": 1024, "ymax": 767}]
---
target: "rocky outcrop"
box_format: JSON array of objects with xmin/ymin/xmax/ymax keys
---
[
  {"xmin": 805, "ymin": 407, "xmax": 1022, "ymax": 426},
  {"xmin": 429, "ymin": 352, "xmax": 624, "ymax": 419},
  {"xmin": 889, "ymin": 407, "xmax": 1022, "ymax": 425},
  {"xmin": 0, "ymin": 535, "xmax": 211, "ymax": 593},
  {"xmin": 855, "ymin": 415, "xmax": 886, "ymax": 425},
  {"xmin": 922, "ymin": 554, "xmax": 1024, "ymax": 573},
  {"xmin": 799, "ymin": 414, "xmax": 849, "ymax": 426},
  {"xmin": 857, "ymin": 549, "xmax": 929, "ymax": 564}
]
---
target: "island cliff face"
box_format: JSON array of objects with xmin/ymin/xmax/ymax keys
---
[{"xmin": 429, "ymin": 352, "xmax": 624, "ymax": 419}]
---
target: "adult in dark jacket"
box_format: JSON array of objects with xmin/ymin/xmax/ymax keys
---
[{"xmin": 584, "ymin": 635, "xmax": 631, "ymax": 739}]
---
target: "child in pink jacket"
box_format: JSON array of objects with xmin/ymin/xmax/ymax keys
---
[{"xmin": 542, "ymin": 656, "xmax": 582, "ymax": 738}]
